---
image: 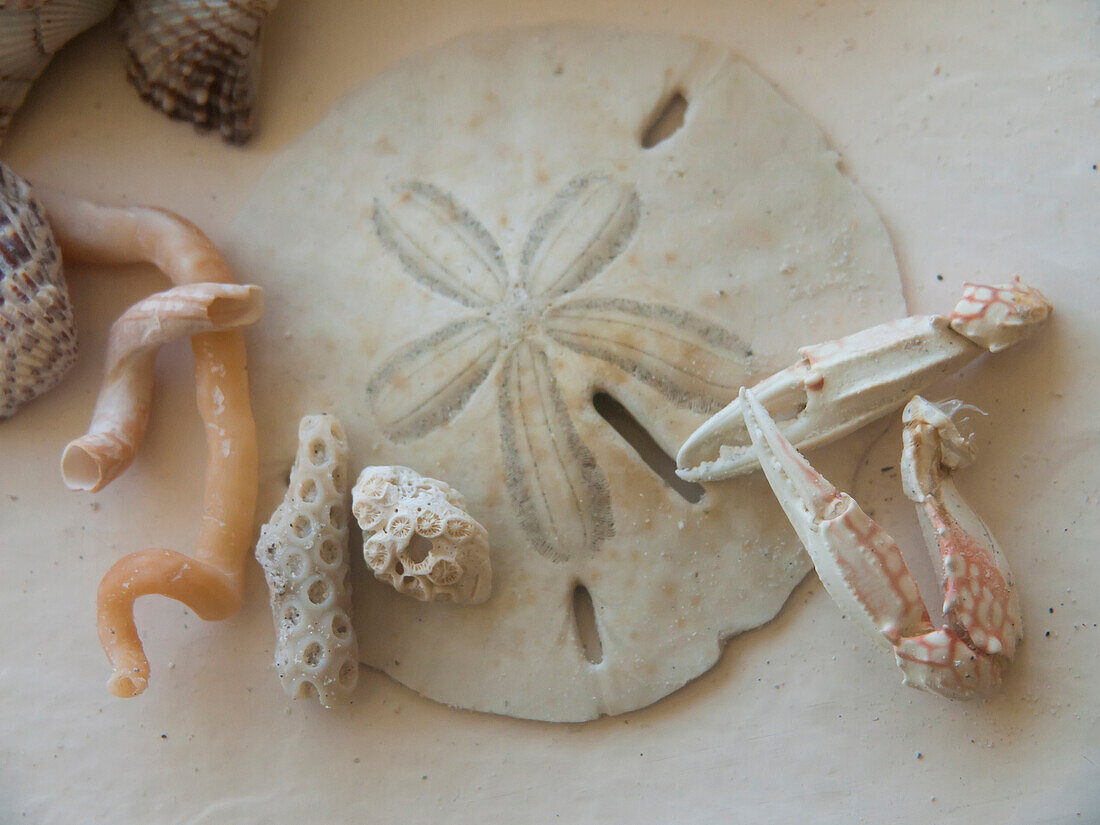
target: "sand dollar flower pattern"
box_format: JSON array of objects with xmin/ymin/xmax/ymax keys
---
[{"xmin": 368, "ymin": 174, "xmax": 750, "ymax": 561}]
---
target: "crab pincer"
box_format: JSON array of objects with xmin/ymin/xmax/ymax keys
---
[
  {"xmin": 678, "ymin": 279, "xmax": 1051, "ymax": 482},
  {"xmin": 741, "ymin": 387, "xmax": 1021, "ymax": 698}
]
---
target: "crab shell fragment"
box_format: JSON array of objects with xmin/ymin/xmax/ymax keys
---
[
  {"xmin": 0, "ymin": 161, "xmax": 77, "ymax": 418},
  {"xmin": 948, "ymin": 279, "xmax": 1051, "ymax": 353}
]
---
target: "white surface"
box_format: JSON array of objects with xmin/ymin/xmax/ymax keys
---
[{"xmin": 0, "ymin": 1, "xmax": 1097, "ymax": 823}]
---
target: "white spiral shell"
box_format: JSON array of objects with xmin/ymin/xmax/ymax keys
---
[{"xmin": 0, "ymin": 161, "xmax": 77, "ymax": 419}]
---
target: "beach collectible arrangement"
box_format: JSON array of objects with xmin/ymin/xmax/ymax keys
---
[{"xmin": 0, "ymin": 18, "xmax": 1051, "ymax": 719}]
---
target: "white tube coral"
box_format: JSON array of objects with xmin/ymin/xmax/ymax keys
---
[
  {"xmin": 36, "ymin": 190, "xmax": 260, "ymax": 699},
  {"xmin": 256, "ymin": 414, "xmax": 358, "ymax": 707},
  {"xmin": 61, "ymin": 281, "xmax": 263, "ymax": 492}
]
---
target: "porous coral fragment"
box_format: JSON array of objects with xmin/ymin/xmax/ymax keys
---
[
  {"xmin": 353, "ymin": 465, "xmax": 491, "ymax": 605},
  {"xmin": 256, "ymin": 414, "xmax": 358, "ymax": 707}
]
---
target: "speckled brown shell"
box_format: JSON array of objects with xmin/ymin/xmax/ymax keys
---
[
  {"xmin": 0, "ymin": 162, "xmax": 77, "ymax": 418},
  {"xmin": 116, "ymin": 0, "xmax": 278, "ymax": 144}
]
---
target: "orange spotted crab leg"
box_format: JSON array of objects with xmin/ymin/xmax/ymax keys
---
[{"xmin": 741, "ymin": 387, "xmax": 1021, "ymax": 698}]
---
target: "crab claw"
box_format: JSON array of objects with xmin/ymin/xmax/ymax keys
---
[
  {"xmin": 741, "ymin": 387, "xmax": 931, "ymax": 649},
  {"xmin": 949, "ymin": 278, "xmax": 1051, "ymax": 353},
  {"xmin": 677, "ymin": 279, "xmax": 1051, "ymax": 482},
  {"xmin": 901, "ymin": 397, "xmax": 1022, "ymax": 660},
  {"xmin": 678, "ymin": 314, "xmax": 980, "ymax": 482},
  {"xmin": 742, "ymin": 387, "xmax": 1019, "ymax": 699}
]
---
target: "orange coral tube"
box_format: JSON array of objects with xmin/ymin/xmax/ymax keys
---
[{"xmin": 40, "ymin": 191, "xmax": 260, "ymax": 697}]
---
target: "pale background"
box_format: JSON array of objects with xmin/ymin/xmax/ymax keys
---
[{"xmin": 1, "ymin": 1, "xmax": 1097, "ymax": 823}]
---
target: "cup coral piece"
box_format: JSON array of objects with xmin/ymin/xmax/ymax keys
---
[{"xmin": 353, "ymin": 466, "xmax": 492, "ymax": 605}]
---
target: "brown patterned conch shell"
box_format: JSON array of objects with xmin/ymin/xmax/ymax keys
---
[
  {"xmin": 117, "ymin": 0, "xmax": 279, "ymax": 144},
  {"xmin": 0, "ymin": 0, "xmax": 116, "ymax": 142},
  {"xmin": 0, "ymin": 161, "xmax": 77, "ymax": 418}
]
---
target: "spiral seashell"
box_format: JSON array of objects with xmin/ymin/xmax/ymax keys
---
[
  {"xmin": 116, "ymin": 0, "xmax": 278, "ymax": 144},
  {"xmin": 0, "ymin": 0, "xmax": 117, "ymax": 142},
  {"xmin": 0, "ymin": 162, "xmax": 77, "ymax": 419}
]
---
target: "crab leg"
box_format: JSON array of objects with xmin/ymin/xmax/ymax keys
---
[
  {"xmin": 741, "ymin": 387, "xmax": 1019, "ymax": 698},
  {"xmin": 900, "ymin": 397, "xmax": 1022, "ymax": 660},
  {"xmin": 678, "ymin": 279, "xmax": 1051, "ymax": 482}
]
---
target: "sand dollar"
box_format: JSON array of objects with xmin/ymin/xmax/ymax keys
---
[{"xmin": 230, "ymin": 25, "xmax": 905, "ymax": 721}]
